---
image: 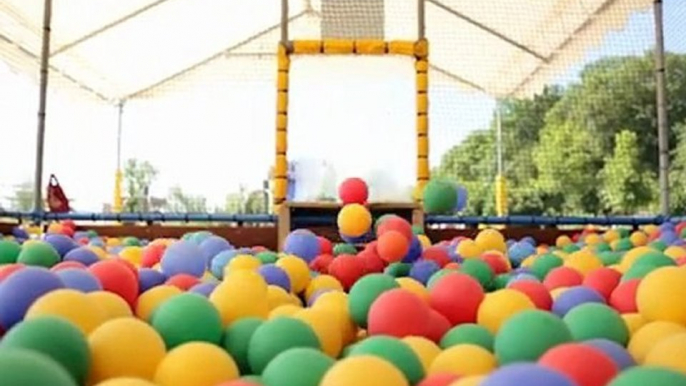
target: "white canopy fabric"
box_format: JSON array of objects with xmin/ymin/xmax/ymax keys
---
[{"xmin": 0, "ymin": 0, "xmax": 653, "ymax": 103}]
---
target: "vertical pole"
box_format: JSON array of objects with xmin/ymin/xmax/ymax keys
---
[
  {"xmin": 496, "ymin": 100, "xmax": 503, "ymax": 177},
  {"xmin": 274, "ymin": 0, "xmax": 290, "ymax": 213},
  {"xmin": 281, "ymin": 0, "xmax": 289, "ymax": 43},
  {"xmin": 495, "ymin": 100, "xmax": 507, "ymax": 216},
  {"xmin": 32, "ymin": 0, "xmax": 53, "ymax": 214},
  {"xmin": 415, "ymin": 0, "xmax": 429, "ymax": 205},
  {"xmin": 113, "ymin": 101, "xmax": 125, "ymax": 213},
  {"xmin": 417, "ymin": 0, "xmax": 426, "ymax": 40},
  {"xmin": 654, "ymin": 0, "xmax": 670, "ymax": 216}
]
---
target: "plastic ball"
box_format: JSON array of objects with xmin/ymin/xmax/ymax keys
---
[
  {"xmin": 416, "ymin": 373, "xmax": 459, "ymax": 386},
  {"xmin": 583, "ymin": 267, "xmax": 621, "ymax": 300},
  {"xmin": 189, "ymin": 282, "xmax": 217, "ymax": 297},
  {"xmin": 426, "ymin": 308, "xmax": 451, "ymax": 343},
  {"xmin": 457, "ymin": 239, "xmax": 483, "ymax": 259},
  {"xmin": 636, "ymin": 266, "xmax": 686, "ymax": 324},
  {"xmin": 94, "ymin": 378, "xmax": 158, "ymax": 386},
  {"xmin": 477, "ymin": 289, "xmax": 535, "ymax": 334},
  {"xmin": 348, "ymin": 335, "xmax": 425, "ymax": 384},
  {"xmin": 338, "ymin": 177, "xmax": 369, "ymax": 204},
  {"xmin": 17, "ymin": 241, "xmax": 61, "ymax": 267},
  {"xmin": 87, "ymin": 291, "xmax": 133, "ymax": 320},
  {"xmin": 63, "ymin": 246, "xmax": 100, "ymax": 266},
  {"xmin": 310, "ymin": 254, "xmax": 335, "ymax": 273},
  {"xmin": 440, "ymin": 323, "xmax": 494, "ymax": 351},
  {"xmin": 644, "ymin": 332, "xmax": 686, "ymax": 374},
  {"xmin": 320, "ymin": 355, "xmax": 409, "ymax": 386},
  {"xmin": 0, "ymin": 349, "xmax": 78, "ymax": 386},
  {"xmin": 530, "ymin": 254, "xmax": 563, "ymax": 280},
  {"xmin": 460, "ymin": 258, "xmax": 495, "ymax": 289},
  {"xmin": 585, "ymin": 339, "xmax": 636, "ymax": 370},
  {"xmin": 402, "ymin": 336, "xmax": 441, "ymax": 373},
  {"xmin": 338, "ymin": 204, "xmax": 372, "ymax": 238},
  {"xmin": 0, "ymin": 239, "xmax": 21, "ymax": 264},
  {"xmin": 429, "ymin": 272, "xmax": 484, "ymax": 325},
  {"xmin": 507, "ymin": 280, "xmax": 552, "ymax": 310},
  {"xmin": 247, "ymin": 317, "xmax": 321, "ymax": 374},
  {"xmin": 150, "ymin": 293, "xmax": 222, "ymax": 349},
  {"xmin": 628, "ymin": 321, "xmax": 686, "ymax": 363},
  {"xmin": 334, "ymin": 243, "xmax": 357, "ymax": 256},
  {"xmin": 120, "ymin": 246, "xmax": 144, "ymax": 266},
  {"xmin": 429, "ymin": 344, "xmax": 497, "ymax": 377},
  {"xmin": 257, "ymin": 264, "xmax": 291, "ymax": 292},
  {"xmin": 607, "ymin": 367, "xmax": 686, "ymax": 386},
  {"xmin": 305, "ymin": 274, "xmax": 343, "ymax": 301},
  {"xmin": 423, "ymin": 180, "xmax": 458, "ymax": 214},
  {"xmin": 0, "ymin": 266, "xmax": 65, "ymax": 329},
  {"xmin": 563, "ymin": 302, "xmax": 628, "ymax": 345},
  {"xmin": 210, "ymin": 273, "xmax": 269, "ymax": 326},
  {"xmin": 327, "ymin": 254, "xmax": 366, "ymax": 291},
  {"xmin": 480, "ymin": 363, "xmax": 576, "ymax": 386},
  {"xmin": 283, "ymin": 230, "xmax": 321, "ymax": 263},
  {"xmin": 358, "ymin": 250, "xmax": 386, "ymax": 273},
  {"xmin": 544, "ymin": 267, "xmax": 584, "ymax": 290},
  {"xmin": 422, "ymin": 247, "xmax": 452, "ymax": 268},
  {"xmin": 494, "ymin": 310, "xmax": 572, "ymax": 364},
  {"xmin": 367, "ymin": 288, "xmax": 431, "ymax": 338},
  {"xmin": 410, "ymin": 260, "xmax": 441, "ymax": 285},
  {"xmin": 475, "ymin": 229, "xmax": 507, "ymax": 254},
  {"xmin": 199, "ymin": 236, "xmax": 233, "ymax": 264},
  {"xmin": 226, "ymin": 255, "xmax": 261, "ymax": 273},
  {"xmin": 160, "ymin": 240, "xmax": 205, "ymax": 278},
  {"xmin": 137, "ymin": 268, "xmax": 166, "ymax": 293},
  {"xmin": 0, "ymin": 262, "xmax": 24, "ymax": 283},
  {"xmin": 538, "ymin": 343, "xmax": 619, "ymax": 386},
  {"xmin": 44, "ymin": 233, "xmax": 78, "ymax": 257},
  {"xmin": 348, "ymin": 273, "xmax": 399, "ymax": 328},
  {"xmin": 154, "ymin": 342, "xmax": 239, "ymax": 386},
  {"xmin": 396, "ymin": 277, "xmax": 430, "ymax": 302},
  {"xmin": 378, "ymin": 231, "xmax": 410, "ymax": 263},
  {"xmin": 261, "ymin": 347, "xmax": 334, "ymax": 386},
  {"xmin": 221, "ymin": 318, "xmax": 264, "ymax": 375},
  {"xmin": 376, "ymin": 216, "xmax": 414, "ymax": 242},
  {"xmin": 552, "ymin": 286, "xmax": 605, "ymax": 317},
  {"xmin": 56, "ymin": 268, "xmax": 103, "ymax": 292},
  {"xmin": 88, "ymin": 259, "xmax": 139, "ymax": 309},
  {"xmin": 293, "ymin": 307, "xmax": 343, "ymax": 357},
  {"xmin": 25, "ymin": 288, "xmax": 106, "ymax": 334},
  {"xmin": 275, "ymin": 255, "xmax": 311, "ymax": 293},
  {"xmin": 609, "ymin": 278, "xmax": 640, "ymax": 313},
  {"xmin": 622, "ymin": 313, "xmax": 647, "ymax": 337},
  {"xmin": 88, "ymin": 318, "xmax": 166, "ymax": 383},
  {"xmin": 136, "ymin": 285, "xmax": 182, "ymax": 321}
]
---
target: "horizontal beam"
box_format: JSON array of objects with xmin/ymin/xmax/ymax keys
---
[{"xmin": 287, "ymin": 39, "xmax": 424, "ymax": 56}]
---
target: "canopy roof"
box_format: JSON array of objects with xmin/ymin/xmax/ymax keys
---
[{"xmin": 0, "ymin": 0, "xmax": 652, "ymax": 103}]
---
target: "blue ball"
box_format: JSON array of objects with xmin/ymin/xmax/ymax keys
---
[
  {"xmin": 585, "ymin": 339, "xmax": 635, "ymax": 370},
  {"xmin": 659, "ymin": 222, "xmax": 676, "ymax": 232},
  {"xmin": 199, "ymin": 236, "xmax": 233, "ymax": 267},
  {"xmin": 138, "ymin": 268, "xmax": 167, "ymax": 293},
  {"xmin": 0, "ymin": 267, "xmax": 65, "ymax": 329},
  {"xmin": 507, "ymin": 273, "xmax": 539, "ymax": 286},
  {"xmin": 660, "ymin": 230, "xmax": 679, "ymax": 245},
  {"xmin": 56, "ymin": 268, "xmax": 102, "ymax": 293},
  {"xmin": 63, "ymin": 247, "xmax": 100, "ymax": 266},
  {"xmin": 521, "ymin": 236, "xmax": 537, "ymax": 247},
  {"xmin": 189, "ymin": 282, "xmax": 218, "ymax": 297},
  {"xmin": 73, "ymin": 231, "xmax": 90, "ymax": 240},
  {"xmin": 481, "ymin": 363, "xmax": 576, "ymax": 386},
  {"xmin": 508, "ymin": 242, "xmax": 536, "ymax": 267},
  {"xmin": 89, "ymin": 238, "xmax": 105, "ymax": 248},
  {"xmin": 43, "ymin": 234, "xmax": 77, "ymax": 257},
  {"xmin": 341, "ymin": 232, "xmax": 373, "ymax": 244},
  {"xmin": 409, "ymin": 260, "xmax": 441, "ymax": 285},
  {"xmin": 210, "ymin": 249, "xmax": 240, "ymax": 279},
  {"xmin": 11, "ymin": 227, "xmax": 29, "ymax": 240},
  {"xmin": 552, "ymin": 286, "xmax": 605, "ymax": 317},
  {"xmin": 283, "ymin": 229, "xmax": 321, "ymax": 263},
  {"xmin": 402, "ymin": 236, "xmax": 423, "ymax": 263},
  {"xmin": 258, "ymin": 264, "xmax": 291, "ymax": 292},
  {"xmin": 160, "ymin": 240, "xmax": 205, "ymax": 278}
]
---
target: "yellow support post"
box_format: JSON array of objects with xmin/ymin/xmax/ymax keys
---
[
  {"xmin": 274, "ymin": 42, "xmax": 290, "ymax": 212},
  {"xmin": 415, "ymin": 39, "xmax": 430, "ymax": 203},
  {"xmin": 495, "ymin": 174, "xmax": 507, "ymax": 216},
  {"xmin": 113, "ymin": 169, "xmax": 123, "ymax": 213}
]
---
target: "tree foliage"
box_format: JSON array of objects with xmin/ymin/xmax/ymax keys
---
[
  {"xmin": 165, "ymin": 186, "xmax": 208, "ymax": 213},
  {"xmin": 123, "ymin": 158, "xmax": 158, "ymax": 212}
]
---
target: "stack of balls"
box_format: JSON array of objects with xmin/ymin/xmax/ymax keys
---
[{"xmin": 1, "ymin": 217, "xmax": 686, "ymax": 386}]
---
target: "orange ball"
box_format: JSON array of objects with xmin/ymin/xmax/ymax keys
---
[{"xmin": 377, "ymin": 231, "xmax": 410, "ymax": 263}]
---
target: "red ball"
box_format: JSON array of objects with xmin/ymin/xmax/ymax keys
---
[
  {"xmin": 338, "ymin": 177, "xmax": 369, "ymax": 205},
  {"xmin": 368, "ymin": 288, "xmax": 431, "ymax": 338},
  {"xmin": 318, "ymin": 236, "xmax": 333, "ymax": 255},
  {"xmin": 113, "ymin": 258, "xmax": 139, "ymax": 281},
  {"xmin": 538, "ymin": 343, "xmax": 618, "ymax": 386},
  {"xmin": 425, "ymin": 309, "xmax": 451, "ymax": 343},
  {"xmin": 327, "ymin": 254, "xmax": 366, "ymax": 291},
  {"xmin": 676, "ymin": 222, "xmax": 686, "ymax": 237},
  {"xmin": 141, "ymin": 243, "xmax": 166, "ymax": 268},
  {"xmin": 50, "ymin": 261, "xmax": 87, "ymax": 272},
  {"xmin": 357, "ymin": 250, "xmax": 386, "ymax": 274},
  {"xmin": 480, "ymin": 252, "xmax": 510, "ymax": 274},
  {"xmin": 417, "ymin": 374, "xmax": 461, "ymax": 386},
  {"xmin": 583, "ymin": 267, "xmax": 621, "ymax": 300},
  {"xmin": 508, "ymin": 280, "xmax": 553, "ymax": 311},
  {"xmin": 608, "ymin": 278, "xmax": 640, "ymax": 313},
  {"xmin": 364, "ymin": 241, "xmax": 378, "ymax": 253},
  {"xmin": 543, "ymin": 266, "xmax": 584, "ymax": 290},
  {"xmin": 61, "ymin": 219, "xmax": 76, "ymax": 230},
  {"xmin": 77, "ymin": 238, "xmax": 89, "ymax": 245},
  {"xmin": 377, "ymin": 231, "xmax": 410, "ymax": 263},
  {"xmin": 677, "ymin": 257, "xmax": 686, "ymax": 266},
  {"xmin": 422, "ymin": 247, "xmax": 452, "ymax": 268},
  {"xmin": 0, "ymin": 263, "xmax": 24, "ymax": 283},
  {"xmin": 310, "ymin": 254, "xmax": 335, "ymax": 273},
  {"xmin": 88, "ymin": 259, "xmax": 139, "ymax": 309},
  {"xmin": 376, "ymin": 216, "xmax": 413, "ymax": 242},
  {"xmin": 166, "ymin": 274, "xmax": 201, "ymax": 291},
  {"xmin": 429, "ymin": 272, "xmax": 484, "ymax": 325}
]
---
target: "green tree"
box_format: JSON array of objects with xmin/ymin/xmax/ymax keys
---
[
  {"xmin": 669, "ymin": 121, "xmax": 686, "ymax": 213},
  {"xmin": 123, "ymin": 158, "xmax": 158, "ymax": 212},
  {"xmin": 224, "ymin": 186, "xmax": 268, "ymax": 214},
  {"xmin": 165, "ymin": 186, "xmax": 208, "ymax": 212},
  {"xmin": 10, "ymin": 181, "xmax": 34, "ymax": 211}
]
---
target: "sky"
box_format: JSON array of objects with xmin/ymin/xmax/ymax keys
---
[{"xmin": 0, "ymin": 0, "xmax": 685, "ymax": 211}]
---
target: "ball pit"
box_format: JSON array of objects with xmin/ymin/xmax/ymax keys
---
[{"xmin": 1, "ymin": 221, "xmax": 686, "ymax": 386}]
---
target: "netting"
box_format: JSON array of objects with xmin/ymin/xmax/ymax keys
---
[{"xmin": 0, "ymin": 0, "xmax": 684, "ymax": 218}]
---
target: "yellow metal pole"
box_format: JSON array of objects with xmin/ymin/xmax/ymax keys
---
[
  {"xmin": 113, "ymin": 101, "xmax": 124, "ymax": 213},
  {"xmin": 496, "ymin": 174, "xmax": 507, "ymax": 216},
  {"xmin": 273, "ymin": 42, "xmax": 290, "ymax": 213},
  {"xmin": 415, "ymin": 39, "xmax": 430, "ymax": 203}
]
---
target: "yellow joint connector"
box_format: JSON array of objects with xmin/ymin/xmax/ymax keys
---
[
  {"xmin": 276, "ymin": 114, "xmax": 287, "ymax": 130},
  {"xmin": 417, "ymin": 115, "xmax": 428, "ymax": 135},
  {"xmin": 416, "ymin": 73, "xmax": 428, "ymax": 93},
  {"xmin": 288, "ymin": 40, "xmax": 423, "ymax": 57},
  {"xmin": 414, "ymin": 39, "xmax": 429, "ymax": 59},
  {"xmin": 415, "ymin": 59, "xmax": 429, "ymax": 73},
  {"xmin": 277, "ymin": 92, "xmax": 288, "ymax": 114},
  {"xmin": 277, "ymin": 71, "xmax": 289, "ymax": 92},
  {"xmin": 417, "ymin": 94, "xmax": 429, "ymax": 114}
]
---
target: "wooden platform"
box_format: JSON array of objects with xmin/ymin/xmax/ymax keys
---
[{"xmin": 277, "ymin": 201, "xmax": 424, "ymax": 250}]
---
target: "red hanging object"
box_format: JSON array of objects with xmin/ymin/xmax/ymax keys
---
[{"xmin": 46, "ymin": 174, "xmax": 70, "ymax": 213}]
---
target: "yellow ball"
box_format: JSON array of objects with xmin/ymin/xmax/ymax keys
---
[
  {"xmin": 584, "ymin": 233, "xmax": 602, "ymax": 246},
  {"xmin": 210, "ymin": 274, "xmax": 269, "ymax": 326},
  {"xmin": 226, "ymin": 254, "xmax": 261, "ymax": 273},
  {"xmin": 269, "ymin": 304, "xmax": 303, "ymax": 319},
  {"xmin": 628, "ymin": 321, "xmax": 686, "ymax": 363},
  {"xmin": 474, "ymin": 229, "xmax": 506, "ymax": 254},
  {"xmin": 396, "ymin": 277, "xmax": 430, "ymax": 303},
  {"xmin": 154, "ymin": 342, "xmax": 239, "ymax": 386},
  {"xmin": 275, "ymin": 255, "xmax": 311, "ymax": 294},
  {"xmin": 293, "ymin": 308, "xmax": 343, "ymax": 357},
  {"xmin": 643, "ymin": 224, "xmax": 659, "ymax": 236},
  {"xmin": 26, "ymin": 289, "xmax": 106, "ymax": 334},
  {"xmin": 556, "ymin": 235, "xmax": 572, "ymax": 248},
  {"xmin": 402, "ymin": 336, "xmax": 441, "ymax": 373},
  {"xmin": 637, "ymin": 266, "xmax": 686, "ymax": 325},
  {"xmin": 87, "ymin": 245, "xmax": 108, "ymax": 260},
  {"xmin": 417, "ymin": 234, "xmax": 432, "ymax": 249},
  {"xmin": 136, "ymin": 285, "xmax": 182, "ymax": 321},
  {"xmin": 95, "ymin": 378, "xmax": 158, "ymax": 386},
  {"xmin": 305, "ymin": 275, "xmax": 344, "ymax": 301},
  {"xmin": 564, "ymin": 251, "xmax": 603, "ymax": 276},
  {"xmin": 550, "ymin": 287, "xmax": 569, "ymax": 300},
  {"xmin": 89, "ymin": 318, "xmax": 166, "ymax": 383},
  {"xmin": 603, "ymin": 229, "xmax": 620, "ymax": 243},
  {"xmin": 313, "ymin": 291, "xmax": 357, "ymax": 345},
  {"xmin": 429, "ymin": 344, "xmax": 496, "ymax": 377},
  {"xmin": 457, "ymin": 240, "xmax": 483, "ymax": 259},
  {"xmin": 477, "ymin": 289, "xmax": 535, "ymax": 334},
  {"xmin": 644, "ymin": 332, "xmax": 686, "ymax": 374},
  {"xmin": 320, "ymin": 355, "xmax": 409, "ymax": 386},
  {"xmin": 520, "ymin": 255, "xmax": 536, "ymax": 268},
  {"xmin": 119, "ymin": 246, "xmax": 144, "ymax": 266},
  {"xmin": 665, "ymin": 246, "xmax": 686, "ymax": 260},
  {"xmin": 106, "ymin": 238, "xmax": 122, "ymax": 247},
  {"xmin": 87, "ymin": 291, "xmax": 133, "ymax": 321},
  {"xmin": 620, "ymin": 246, "xmax": 656, "ymax": 270},
  {"xmin": 622, "ymin": 313, "xmax": 647, "ymax": 337},
  {"xmin": 450, "ymin": 376, "xmax": 487, "ymax": 386},
  {"xmin": 267, "ymin": 285, "xmax": 295, "ymax": 310},
  {"xmin": 630, "ymin": 231, "xmax": 649, "ymax": 247},
  {"xmin": 337, "ymin": 204, "xmax": 372, "ymax": 237}
]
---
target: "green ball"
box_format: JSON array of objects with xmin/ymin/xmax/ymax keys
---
[
  {"xmin": 348, "ymin": 274, "xmax": 399, "ymax": 328},
  {"xmin": 594, "ymin": 243, "xmax": 612, "ymax": 253},
  {"xmin": 333, "ymin": 243, "xmax": 357, "ymax": 256},
  {"xmin": 122, "ymin": 236, "xmax": 141, "ymax": 247},
  {"xmin": 339, "ymin": 343, "xmax": 356, "ymax": 359},
  {"xmin": 563, "ymin": 303, "xmax": 629, "ymax": 345},
  {"xmin": 0, "ymin": 349, "xmax": 78, "ymax": 386},
  {"xmin": 16, "ymin": 241, "xmax": 60, "ymax": 268},
  {"xmin": 151, "ymin": 293, "xmax": 223, "ymax": 349},
  {"xmin": 617, "ymin": 228, "xmax": 631, "ymax": 238},
  {"xmin": 222, "ymin": 317, "xmax": 264, "ymax": 375},
  {"xmin": 423, "ymin": 180, "xmax": 458, "ymax": 215},
  {"xmin": 86, "ymin": 230, "xmax": 98, "ymax": 238},
  {"xmin": 614, "ymin": 238, "xmax": 634, "ymax": 252},
  {"xmin": 384, "ymin": 262, "xmax": 412, "ymax": 278},
  {"xmin": 634, "ymin": 251, "xmax": 675, "ymax": 269},
  {"xmin": 247, "ymin": 317, "xmax": 321, "ymax": 374},
  {"xmin": 494, "ymin": 310, "xmax": 573, "ymax": 365},
  {"xmin": 0, "ymin": 240, "xmax": 21, "ymax": 264},
  {"xmin": 530, "ymin": 254, "xmax": 563, "ymax": 280},
  {"xmin": 412, "ymin": 225, "xmax": 425, "ymax": 235},
  {"xmin": 262, "ymin": 348, "xmax": 335, "ymax": 386},
  {"xmin": 649, "ymin": 240, "xmax": 668, "ymax": 251},
  {"xmin": 459, "ymin": 259, "xmax": 494, "ymax": 288},
  {"xmin": 427, "ymin": 268, "xmax": 458, "ymax": 289},
  {"xmin": 608, "ymin": 367, "xmax": 686, "ymax": 386},
  {"xmin": 241, "ymin": 375, "xmax": 263, "ymax": 384},
  {"xmin": 599, "ymin": 251, "xmax": 623, "ymax": 266},
  {"xmin": 349, "ymin": 336, "xmax": 425, "ymax": 384},
  {"xmin": 0, "ymin": 316, "xmax": 89, "ymax": 384},
  {"xmin": 562, "ymin": 244, "xmax": 581, "ymax": 253},
  {"xmin": 622, "ymin": 263, "xmax": 659, "ymax": 282},
  {"xmin": 440, "ymin": 324, "xmax": 494, "ymax": 351},
  {"xmin": 492, "ymin": 273, "xmax": 512, "ymax": 290},
  {"xmin": 256, "ymin": 251, "xmax": 278, "ymax": 265}
]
